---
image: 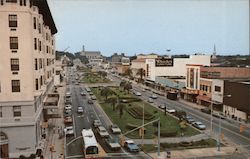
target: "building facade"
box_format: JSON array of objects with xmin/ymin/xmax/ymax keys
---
[
  {"xmin": 145, "ymin": 55, "xmax": 211, "ymax": 81},
  {"xmin": 0, "ymin": 0, "xmax": 57, "ymax": 158}
]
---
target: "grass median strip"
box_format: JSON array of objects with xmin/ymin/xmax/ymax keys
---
[{"xmin": 91, "ymin": 87, "xmax": 199, "ymax": 139}]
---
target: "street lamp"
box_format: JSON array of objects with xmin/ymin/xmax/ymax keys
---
[{"xmin": 210, "ymin": 94, "xmax": 231, "ymax": 151}]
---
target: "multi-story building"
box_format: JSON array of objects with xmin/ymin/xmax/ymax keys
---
[{"xmin": 0, "ymin": 0, "xmax": 57, "ymax": 158}]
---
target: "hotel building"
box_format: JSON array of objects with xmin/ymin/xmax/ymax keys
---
[{"xmin": 0, "ymin": 0, "xmax": 57, "ymax": 158}]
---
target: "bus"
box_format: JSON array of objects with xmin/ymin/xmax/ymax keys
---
[{"xmin": 82, "ymin": 129, "xmax": 99, "ymax": 158}]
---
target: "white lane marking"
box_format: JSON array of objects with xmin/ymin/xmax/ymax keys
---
[{"xmin": 86, "ymin": 116, "xmax": 89, "ymax": 123}]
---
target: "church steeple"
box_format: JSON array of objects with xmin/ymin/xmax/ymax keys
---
[{"xmin": 213, "ymin": 44, "xmax": 216, "ymax": 56}]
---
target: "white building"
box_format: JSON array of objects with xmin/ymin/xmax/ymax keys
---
[
  {"xmin": 0, "ymin": 0, "xmax": 57, "ymax": 158},
  {"xmin": 145, "ymin": 55, "xmax": 211, "ymax": 81}
]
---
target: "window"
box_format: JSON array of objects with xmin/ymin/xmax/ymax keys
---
[
  {"xmin": 11, "ymin": 58, "xmax": 19, "ymax": 71},
  {"xmin": 9, "ymin": 14, "xmax": 17, "ymax": 27},
  {"xmin": 38, "ymin": 23, "xmax": 41, "ymax": 33},
  {"xmin": 0, "ymin": 106, "xmax": 2, "ymax": 117},
  {"xmin": 215, "ymin": 86, "xmax": 221, "ymax": 92},
  {"xmin": 35, "ymin": 59, "xmax": 38, "ymax": 70},
  {"xmin": 12, "ymin": 80, "xmax": 20, "ymax": 92},
  {"xmin": 34, "ymin": 38, "xmax": 37, "ymax": 50},
  {"xmin": 33, "ymin": 17, "xmax": 36, "ymax": 29},
  {"xmin": 10, "ymin": 37, "xmax": 18, "ymax": 49},
  {"xmin": 35, "ymin": 79, "xmax": 38, "ymax": 90},
  {"xmin": 39, "ymin": 41, "xmax": 41, "ymax": 51},
  {"xmin": 13, "ymin": 106, "xmax": 21, "ymax": 117},
  {"xmin": 46, "ymin": 46, "xmax": 48, "ymax": 53},
  {"xmin": 39, "ymin": 59, "xmax": 42, "ymax": 69},
  {"xmin": 6, "ymin": 0, "xmax": 17, "ymax": 3},
  {"xmin": 1, "ymin": 0, "xmax": 3, "ymax": 5}
]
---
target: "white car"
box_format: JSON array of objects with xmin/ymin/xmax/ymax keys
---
[
  {"xmin": 135, "ymin": 92, "xmax": 142, "ymax": 96},
  {"xmin": 192, "ymin": 122, "xmax": 206, "ymax": 130},
  {"xmin": 151, "ymin": 94, "xmax": 157, "ymax": 99},
  {"xmin": 110, "ymin": 124, "xmax": 121, "ymax": 134},
  {"xmin": 97, "ymin": 126, "xmax": 109, "ymax": 138},
  {"xmin": 77, "ymin": 107, "xmax": 84, "ymax": 113},
  {"xmin": 148, "ymin": 98, "xmax": 153, "ymax": 103},
  {"xmin": 64, "ymin": 126, "xmax": 74, "ymax": 136},
  {"xmin": 65, "ymin": 105, "xmax": 72, "ymax": 110},
  {"xmin": 165, "ymin": 107, "xmax": 176, "ymax": 113}
]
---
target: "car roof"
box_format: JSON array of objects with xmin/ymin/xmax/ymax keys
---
[{"xmin": 125, "ymin": 140, "xmax": 135, "ymax": 144}]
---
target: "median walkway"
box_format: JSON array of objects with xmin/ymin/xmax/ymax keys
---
[
  {"xmin": 149, "ymin": 146, "xmax": 237, "ymax": 159},
  {"xmin": 133, "ymin": 133, "xmax": 210, "ymax": 145}
]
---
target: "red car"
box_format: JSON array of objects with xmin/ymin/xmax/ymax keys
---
[{"xmin": 64, "ymin": 116, "xmax": 73, "ymax": 124}]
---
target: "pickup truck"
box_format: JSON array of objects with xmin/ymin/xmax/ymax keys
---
[
  {"xmin": 105, "ymin": 138, "xmax": 121, "ymax": 151},
  {"xmin": 124, "ymin": 140, "xmax": 140, "ymax": 153}
]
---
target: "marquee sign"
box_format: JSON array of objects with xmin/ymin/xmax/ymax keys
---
[{"xmin": 155, "ymin": 58, "xmax": 173, "ymax": 67}]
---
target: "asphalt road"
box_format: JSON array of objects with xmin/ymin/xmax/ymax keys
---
[
  {"xmin": 64, "ymin": 68, "xmax": 151, "ymax": 159},
  {"xmin": 108, "ymin": 73, "xmax": 250, "ymax": 152}
]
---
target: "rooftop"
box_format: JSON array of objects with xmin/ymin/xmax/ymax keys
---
[{"xmin": 33, "ymin": 0, "xmax": 57, "ymax": 34}]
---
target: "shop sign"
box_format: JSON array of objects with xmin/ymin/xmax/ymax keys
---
[{"xmin": 155, "ymin": 58, "xmax": 173, "ymax": 67}]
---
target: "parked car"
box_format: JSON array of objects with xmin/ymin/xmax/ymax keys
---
[
  {"xmin": 88, "ymin": 99, "xmax": 93, "ymax": 104},
  {"xmin": 65, "ymin": 105, "xmax": 72, "ymax": 110},
  {"xmin": 150, "ymin": 94, "xmax": 157, "ymax": 99},
  {"xmin": 75, "ymin": 82, "xmax": 79, "ymax": 85},
  {"xmin": 142, "ymin": 88, "xmax": 146, "ymax": 92},
  {"xmin": 148, "ymin": 98, "xmax": 153, "ymax": 103},
  {"xmin": 124, "ymin": 140, "xmax": 140, "ymax": 152},
  {"xmin": 64, "ymin": 116, "xmax": 73, "ymax": 124},
  {"xmin": 93, "ymin": 120, "xmax": 102, "ymax": 128},
  {"xmin": 135, "ymin": 92, "xmax": 142, "ymax": 96},
  {"xmin": 89, "ymin": 92, "xmax": 94, "ymax": 95},
  {"xmin": 165, "ymin": 107, "xmax": 176, "ymax": 113},
  {"xmin": 201, "ymin": 108, "xmax": 211, "ymax": 114},
  {"xmin": 183, "ymin": 115, "xmax": 196, "ymax": 124},
  {"xmin": 158, "ymin": 103, "xmax": 166, "ymax": 109},
  {"xmin": 212, "ymin": 112, "xmax": 226, "ymax": 119},
  {"xmin": 110, "ymin": 124, "xmax": 121, "ymax": 134},
  {"xmin": 97, "ymin": 126, "xmax": 109, "ymax": 138},
  {"xmin": 77, "ymin": 107, "xmax": 84, "ymax": 113},
  {"xmin": 192, "ymin": 121, "xmax": 206, "ymax": 130},
  {"xmin": 64, "ymin": 126, "xmax": 74, "ymax": 136}
]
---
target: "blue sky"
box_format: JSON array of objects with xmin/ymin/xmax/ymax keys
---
[{"xmin": 48, "ymin": 0, "xmax": 249, "ymax": 56}]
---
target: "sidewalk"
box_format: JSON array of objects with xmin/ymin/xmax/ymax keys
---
[
  {"xmin": 149, "ymin": 146, "xmax": 237, "ymax": 159},
  {"xmin": 44, "ymin": 85, "xmax": 65, "ymax": 159}
]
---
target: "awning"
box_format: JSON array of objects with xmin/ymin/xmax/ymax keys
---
[{"xmin": 196, "ymin": 95, "xmax": 211, "ymax": 102}]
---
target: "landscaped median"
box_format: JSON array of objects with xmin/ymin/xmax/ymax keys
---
[
  {"xmin": 140, "ymin": 138, "xmax": 218, "ymax": 153},
  {"xmin": 81, "ymin": 72, "xmax": 110, "ymax": 83},
  {"xmin": 90, "ymin": 86, "xmax": 200, "ymax": 139}
]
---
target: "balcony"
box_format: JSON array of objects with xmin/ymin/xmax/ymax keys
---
[{"xmin": 43, "ymin": 93, "xmax": 60, "ymax": 120}]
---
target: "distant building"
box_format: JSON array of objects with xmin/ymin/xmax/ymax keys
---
[
  {"xmin": 0, "ymin": 0, "xmax": 57, "ymax": 158},
  {"xmin": 81, "ymin": 51, "xmax": 101, "ymax": 59},
  {"xmin": 121, "ymin": 57, "xmax": 130, "ymax": 66}
]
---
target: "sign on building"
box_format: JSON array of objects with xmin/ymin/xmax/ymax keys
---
[{"xmin": 155, "ymin": 58, "xmax": 173, "ymax": 67}]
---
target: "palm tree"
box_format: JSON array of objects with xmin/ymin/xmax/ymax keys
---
[
  {"xmin": 120, "ymin": 80, "xmax": 127, "ymax": 91},
  {"xmin": 136, "ymin": 68, "xmax": 145, "ymax": 83},
  {"xmin": 124, "ymin": 82, "xmax": 132, "ymax": 94},
  {"xmin": 100, "ymin": 87, "xmax": 113, "ymax": 100},
  {"xmin": 108, "ymin": 96, "xmax": 117, "ymax": 111},
  {"xmin": 116, "ymin": 103, "xmax": 126, "ymax": 118}
]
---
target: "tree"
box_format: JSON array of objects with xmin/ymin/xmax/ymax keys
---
[
  {"xmin": 125, "ymin": 68, "xmax": 132, "ymax": 77},
  {"xmin": 124, "ymin": 82, "xmax": 132, "ymax": 94},
  {"xmin": 120, "ymin": 80, "xmax": 127, "ymax": 91},
  {"xmin": 108, "ymin": 96, "xmax": 117, "ymax": 111},
  {"xmin": 136, "ymin": 68, "xmax": 145, "ymax": 83},
  {"xmin": 100, "ymin": 87, "xmax": 113, "ymax": 100},
  {"xmin": 116, "ymin": 103, "xmax": 126, "ymax": 118}
]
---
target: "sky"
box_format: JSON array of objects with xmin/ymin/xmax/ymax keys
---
[{"xmin": 47, "ymin": 0, "xmax": 249, "ymax": 56}]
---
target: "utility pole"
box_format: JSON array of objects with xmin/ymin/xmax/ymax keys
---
[
  {"xmin": 141, "ymin": 103, "xmax": 145, "ymax": 147},
  {"xmin": 157, "ymin": 119, "xmax": 161, "ymax": 156}
]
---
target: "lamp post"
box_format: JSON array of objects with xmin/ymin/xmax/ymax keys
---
[{"xmin": 215, "ymin": 94, "xmax": 231, "ymax": 151}]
